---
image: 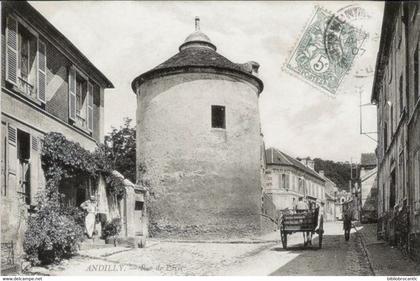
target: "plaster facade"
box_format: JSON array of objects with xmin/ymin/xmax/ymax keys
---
[
  {"xmin": 264, "ymin": 148, "xmax": 326, "ymax": 213},
  {"xmin": 136, "ymin": 72, "xmax": 262, "ymax": 238},
  {"xmin": 0, "ymin": 1, "xmax": 114, "ymax": 261},
  {"xmin": 371, "ymin": 1, "xmax": 420, "ymax": 260}
]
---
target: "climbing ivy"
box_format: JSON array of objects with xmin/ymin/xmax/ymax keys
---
[{"xmin": 41, "ymin": 132, "xmax": 126, "ymax": 199}]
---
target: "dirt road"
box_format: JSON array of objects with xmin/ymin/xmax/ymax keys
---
[{"xmin": 270, "ymin": 222, "xmax": 373, "ymax": 275}]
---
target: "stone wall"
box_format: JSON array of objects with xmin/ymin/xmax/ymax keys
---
[{"xmin": 136, "ymin": 72, "xmax": 262, "ymax": 239}]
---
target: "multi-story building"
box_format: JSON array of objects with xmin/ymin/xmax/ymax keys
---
[
  {"xmin": 0, "ymin": 1, "xmax": 114, "ymax": 255},
  {"xmin": 371, "ymin": 1, "xmax": 420, "ymax": 261},
  {"xmin": 359, "ymin": 153, "xmax": 378, "ymax": 223},
  {"xmin": 318, "ymin": 170, "xmax": 338, "ymax": 221},
  {"xmin": 264, "ymin": 148, "xmax": 326, "ymax": 212}
]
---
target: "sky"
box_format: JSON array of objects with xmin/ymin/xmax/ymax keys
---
[{"xmin": 30, "ymin": 1, "xmax": 384, "ymax": 163}]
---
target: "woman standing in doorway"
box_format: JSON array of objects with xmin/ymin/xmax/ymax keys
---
[{"xmin": 80, "ymin": 196, "xmax": 97, "ymax": 238}]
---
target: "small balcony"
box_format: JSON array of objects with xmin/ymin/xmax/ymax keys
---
[{"xmin": 18, "ymin": 77, "xmax": 35, "ymax": 99}]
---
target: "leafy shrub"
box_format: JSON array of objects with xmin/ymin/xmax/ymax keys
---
[
  {"xmin": 102, "ymin": 218, "xmax": 122, "ymax": 240},
  {"xmin": 23, "ymin": 189, "xmax": 85, "ymax": 265}
]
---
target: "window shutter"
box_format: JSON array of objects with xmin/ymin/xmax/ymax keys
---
[
  {"xmin": 6, "ymin": 16, "xmax": 18, "ymax": 85},
  {"xmin": 87, "ymin": 82, "xmax": 94, "ymax": 132},
  {"xmin": 30, "ymin": 136, "xmax": 39, "ymax": 204},
  {"xmin": 8, "ymin": 125, "xmax": 16, "ymax": 146},
  {"xmin": 68, "ymin": 67, "xmax": 76, "ymax": 121},
  {"xmin": 37, "ymin": 40, "xmax": 47, "ymax": 103},
  {"xmin": 7, "ymin": 125, "xmax": 17, "ymax": 175}
]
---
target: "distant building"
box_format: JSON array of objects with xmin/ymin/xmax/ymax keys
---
[
  {"xmin": 318, "ymin": 170, "xmax": 338, "ymax": 221},
  {"xmin": 371, "ymin": 1, "xmax": 420, "ymax": 261},
  {"xmin": 359, "ymin": 153, "xmax": 378, "ymax": 223},
  {"xmin": 264, "ymin": 148, "xmax": 325, "ymax": 213},
  {"xmin": 131, "ymin": 18, "xmax": 264, "ymax": 238},
  {"xmin": 335, "ymin": 190, "xmax": 352, "ymax": 220}
]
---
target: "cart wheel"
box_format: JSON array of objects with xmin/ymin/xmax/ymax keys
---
[
  {"xmin": 319, "ymin": 231, "xmax": 323, "ymax": 249},
  {"xmin": 281, "ymin": 231, "xmax": 288, "ymax": 249},
  {"xmin": 318, "ymin": 216, "xmax": 324, "ymax": 249}
]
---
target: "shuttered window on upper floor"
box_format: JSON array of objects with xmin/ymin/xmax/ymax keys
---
[
  {"xmin": 5, "ymin": 14, "xmax": 46, "ymax": 104},
  {"xmin": 68, "ymin": 66, "xmax": 94, "ymax": 133}
]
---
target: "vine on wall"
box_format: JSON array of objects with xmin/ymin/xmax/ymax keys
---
[
  {"xmin": 23, "ymin": 132, "xmax": 128, "ymax": 265},
  {"xmin": 41, "ymin": 132, "xmax": 126, "ymax": 199}
]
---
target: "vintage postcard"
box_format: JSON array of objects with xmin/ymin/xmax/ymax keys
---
[{"xmin": 0, "ymin": 0, "xmax": 419, "ymax": 278}]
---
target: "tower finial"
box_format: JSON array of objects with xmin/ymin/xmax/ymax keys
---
[{"xmin": 195, "ymin": 16, "xmax": 200, "ymax": 31}]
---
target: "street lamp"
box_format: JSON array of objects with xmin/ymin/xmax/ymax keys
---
[{"xmin": 354, "ymin": 73, "xmax": 378, "ymax": 143}]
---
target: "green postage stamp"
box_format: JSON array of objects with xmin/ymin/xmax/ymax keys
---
[{"xmin": 286, "ymin": 6, "xmax": 368, "ymax": 95}]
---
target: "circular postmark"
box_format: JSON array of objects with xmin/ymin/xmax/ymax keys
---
[{"xmin": 324, "ymin": 4, "xmax": 370, "ymax": 69}]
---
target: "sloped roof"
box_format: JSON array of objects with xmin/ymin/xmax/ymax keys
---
[
  {"xmin": 131, "ymin": 19, "xmax": 263, "ymax": 93},
  {"xmin": 132, "ymin": 47, "xmax": 263, "ymax": 93},
  {"xmin": 11, "ymin": 1, "xmax": 113, "ymax": 88},
  {"xmin": 360, "ymin": 167, "xmax": 377, "ymax": 182},
  {"xmin": 361, "ymin": 153, "xmax": 377, "ymax": 167},
  {"xmin": 153, "ymin": 47, "xmax": 248, "ymax": 73},
  {"xmin": 266, "ymin": 148, "xmax": 325, "ymax": 182}
]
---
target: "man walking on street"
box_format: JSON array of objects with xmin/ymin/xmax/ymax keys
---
[{"xmin": 343, "ymin": 207, "xmax": 353, "ymax": 241}]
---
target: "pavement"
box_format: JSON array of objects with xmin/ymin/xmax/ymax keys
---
[
  {"xmin": 24, "ymin": 222, "xmax": 420, "ymax": 276},
  {"xmin": 354, "ymin": 223, "xmax": 420, "ymax": 276}
]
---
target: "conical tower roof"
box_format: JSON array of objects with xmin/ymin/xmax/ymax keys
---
[{"xmin": 132, "ymin": 17, "xmax": 263, "ymax": 94}]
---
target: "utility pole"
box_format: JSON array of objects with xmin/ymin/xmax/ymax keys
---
[
  {"xmin": 356, "ymin": 85, "xmax": 378, "ymax": 143},
  {"xmin": 350, "ymin": 158, "xmax": 361, "ymax": 221}
]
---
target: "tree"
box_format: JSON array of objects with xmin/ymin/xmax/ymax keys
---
[
  {"xmin": 313, "ymin": 158, "xmax": 352, "ymax": 191},
  {"xmin": 103, "ymin": 118, "xmax": 137, "ymax": 183}
]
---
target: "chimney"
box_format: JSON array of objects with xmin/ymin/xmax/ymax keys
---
[
  {"xmin": 195, "ymin": 16, "xmax": 200, "ymax": 31},
  {"xmin": 300, "ymin": 158, "xmax": 315, "ymax": 170},
  {"xmin": 319, "ymin": 170, "xmax": 325, "ymax": 177}
]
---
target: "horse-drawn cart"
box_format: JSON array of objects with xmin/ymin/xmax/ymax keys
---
[{"xmin": 278, "ymin": 208, "xmax": 324, "ymax": 249}]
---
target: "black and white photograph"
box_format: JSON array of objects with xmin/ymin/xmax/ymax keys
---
[{"xmin": 0, "ymin": 0, "xmax": 419, "ymax": 278}]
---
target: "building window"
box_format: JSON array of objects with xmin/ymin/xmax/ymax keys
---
[
  {"xmin": 6, "ymin": 16, "xmax": 46, "ymax": 103},
  {"xmin": 135, "ymin": 201, "xmax": 144, "ymax": 211},
  {"xmin": 69, "ymin": 67, "xmax": 94, "ymax": 132},
  {"xmin": 17, "ymin": 130, "xmax": 31, "ymax": 205},
  {"xmin": 414, "ymin": 150, "xmax": 420, "ymax": 211},
  {"xmin": 399, "ymin": 74, "xmax": 403, "ymax": 114},
  {"xmin": 399, "ymin": 151, "xmax": 405, "ymax": 199},
  {"xmin": 390, "ymin": 170, "xmax": 396, "ymax": 209},
  {"xmin": 211, "ymin": 105, "xmax": 225, "ymax": 129},
  {"xmin": 17, "ymin": 23, "xmax": 37, "ymax": 98},
  {"xmin": 390, "ymin": 104, "xmax": 394, "ymax": 134},
  {"xmin": 383, "ymin": 121, "xmax": 388, "ymax": 151},
  {"xmin": 76, "ymin": 74, "xmax": 88, "ymax": 129},
  {"xmin": 382, "ymin": 183, "xmax": 386, "ymax": 213},
  {"xmin": 1, "ymin": 123, "xmax": 6, "ymax": 196},
  {"xmin": 415, "ymin": 43, "xmax": 419, "ymax": 104}
]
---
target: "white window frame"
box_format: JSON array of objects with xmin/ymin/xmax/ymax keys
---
[
  {"xmin": 71, "ymin": 67, "xmax": 91, "ymax": 131},
  {"xmin": 16, "ymin": 16, "xmax": 39, "ymax": 96},
  {"xmin": 6, "ymin": 13, "xmax": 48, "ymax": 104}
]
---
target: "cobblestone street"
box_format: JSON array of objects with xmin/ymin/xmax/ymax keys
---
[{"xmin": 26, "ymin": 222, "xmax": 420, "ymax": 276}]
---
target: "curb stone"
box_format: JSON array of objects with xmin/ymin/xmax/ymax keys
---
[
  {"xmin": 149, "ymin": 239, "xmax": 279, "ymax": 244},
  {"xmin": 353, "ymin": 225, "xmax": 376, "ymax": 276}
]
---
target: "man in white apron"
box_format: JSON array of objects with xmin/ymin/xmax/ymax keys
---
[{"xmin": 80, "ymin": 196, "xmax": 97, "ymax": 239}]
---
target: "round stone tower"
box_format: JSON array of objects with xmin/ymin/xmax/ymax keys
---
[{"xmin": 132, "ymin": 17, "xmax": 264, "ymax": 239}]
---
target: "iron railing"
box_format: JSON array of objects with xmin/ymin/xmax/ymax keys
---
[{"xmin": 18, "ymin": 77, "xmax": 35, "ymax": 98}]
